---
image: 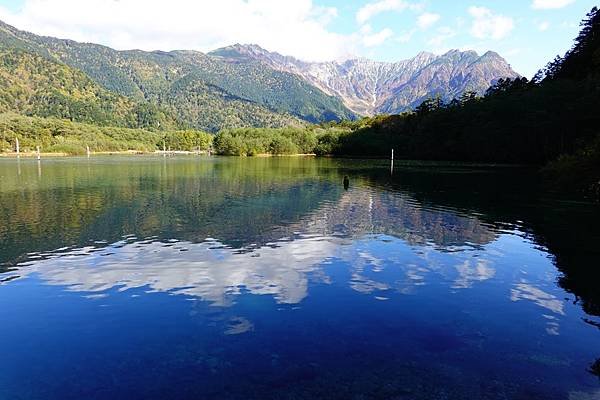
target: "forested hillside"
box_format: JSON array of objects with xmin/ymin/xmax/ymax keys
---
[
  {"xmin": 0, "ymin": 21, "xmax": 353, "ymax": 130},
  {"xmin": 0, "ymin": 48, "xmax": 177, "ymax": 130}
]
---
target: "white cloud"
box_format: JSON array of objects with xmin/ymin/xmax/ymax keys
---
[
  {"xmin": 532, "ymin": 0, "xmax": 575, "ymax": 9},
  {"xmin": 0, "ymin": 0, "xmax": 353, "ymax": 62},
  {"xmin": 360, "ymin": 25, "xmax": 394, "ymax": 47},
  {"xmin": 427, "ymin": 26, "xmax": 457, "ymax": 49},
  {"xmin": 417, "ymin": 12, "xmax": 441, "ymax": 29},
  {"xmin": 503, "ymin": 48, "xmax": 523, "ymax": 57},
  {"xmin": 396, "ymin": 29, "xmax": 415, "ymax": 43},
  {"xmin": 537, "ymin": 21, "xmax": 551, "ymax": 31},
  {"xmin": 311, "ymin": 5, "xmax": 339, "ymax": 26},
  {"xmin": 468, "ymin": 6, "xmax": 514, "ymax": 40},
  {"xmin": 356, "ymin": 0, "xmax": 414, "ymax": 25}
]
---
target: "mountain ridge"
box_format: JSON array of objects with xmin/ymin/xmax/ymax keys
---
[
  {"xmin": 0, "ymin": 20, "xmax": 351, "ymax": 131},
  {"xmin": 0, "ymin": 19, "xmax": 519, "ymax": 128},
  {"xmin": 210, "ymin": 44, "xmax": 520, "ymax": 115}
]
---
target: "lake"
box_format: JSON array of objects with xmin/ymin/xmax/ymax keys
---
[{"xmin": 0, "ymin": 156, "xmax": 599, "ymax": 400}]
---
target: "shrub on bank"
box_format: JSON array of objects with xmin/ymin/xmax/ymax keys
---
[
  {"xmin": 0, "ymin": 113, "xmax": 212, "ymax": 155},
  {"xmin": 213, "ymin": 127, "xmax": 351, "ymax": 156},
  {"xmin": 214, "ymin": 128, "xmax": 314, "ymax": 156},
  {"xmin": 543, "ymin": 134, "xmax": 600, "ymax": 199}
]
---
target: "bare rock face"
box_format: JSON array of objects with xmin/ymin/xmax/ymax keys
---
[{"xmin": 210, "ymin": 44, "xmax": 520, "ymax": 116}]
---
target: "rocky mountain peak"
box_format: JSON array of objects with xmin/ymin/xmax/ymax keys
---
[
  {"xmin": 212, "ymin": 45, "xmax": 519, "ymax": 115},
  {"xmin": 1, "ymin": 16, "xmax": 520, "ymax": 119}
]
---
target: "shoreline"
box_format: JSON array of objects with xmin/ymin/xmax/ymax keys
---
[
  {"xmin": 0, "ymin": 150, "xmax": 203, "ymax": 158},
  {"xmin": 0, "ymin": 150, "xmax": 317, "ymax": 158},
  {"xmin": 0, "ymin": 152, "xmax": 69, "ymax": 157},
  {"xmin": 0, "ymin": 151, "xmax": 535, "ymax": 168}
]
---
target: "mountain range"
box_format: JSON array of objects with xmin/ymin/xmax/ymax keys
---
[
  {"xmin": 0, "ymin": 19, "xmax": 519, "ymax": 131},
  {"xmin": 210, "ymin": 44, "xmax": 519, "ymax": 116}
]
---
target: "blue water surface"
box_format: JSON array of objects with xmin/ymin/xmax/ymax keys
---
[{"xmin": 0, "ymin": 156, "xmax": 599, "ymax": 399}]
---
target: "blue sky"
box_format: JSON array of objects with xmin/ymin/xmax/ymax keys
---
[{"xmin": 0, "ymin": 0, "xmax": 596, "ymax": 77}]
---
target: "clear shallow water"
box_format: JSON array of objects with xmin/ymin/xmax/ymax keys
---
[{"xmin": 0, "ymin": 156, "xmax": 599, "ymax": 400}]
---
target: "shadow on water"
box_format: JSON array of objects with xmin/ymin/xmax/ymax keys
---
[{"xmin": 354, "ymin": 162, "xmax": 600, "ymax": 318}]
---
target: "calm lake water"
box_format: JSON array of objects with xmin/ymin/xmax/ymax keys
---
[{"xmin": 0, "ymin": 156, "xmax": 599, "ymax": 400}]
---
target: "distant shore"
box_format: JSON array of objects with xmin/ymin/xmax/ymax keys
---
[
  {"xmin": 0, "ymin": 152, "xmax": 69, "ymax": 157},
  {"xmin": 0, "ymin": 150, "xmax": 318, "ymax": 157},
  {"xmin": 0, "ymin": 150, "xmax": 207, "ymax": 157}
]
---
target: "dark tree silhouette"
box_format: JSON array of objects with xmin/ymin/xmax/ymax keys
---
[{"xmin": 547, "ymin": 7, "xmax": 600, "ymax": 80}]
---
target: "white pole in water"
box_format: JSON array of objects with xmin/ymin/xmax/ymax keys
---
[
  {"xmin": 391, "ymin": 149, "xmax": 394, "ymax": 161},
  {"xmin": 15, "ymin": 137, "xmax": 20, "ymax": 157},
  {"xmin": 86, "ymin": 145, "xmax": 90, "ymax": 158},
  {"xmin": 163, "ymin": 141, "xmax": 166, "ymax": 157},
  {"xmin": 391, "ymin": 148, "xmax": 394, "ymax": 174},
  {"xmin": 36, "ymin": 146, "xmax": 41, "ymax": 160}
]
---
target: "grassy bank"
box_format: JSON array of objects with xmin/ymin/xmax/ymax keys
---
[{"xmin": 0, "ymin": 113, "xmax": 212, "ymax": 155}]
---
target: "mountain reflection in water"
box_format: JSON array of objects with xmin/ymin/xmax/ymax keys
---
[
  {"xmin": 4, "ymin": 183, "xmax": 499, "ymax": 305},
  {"xmin": 0, "ymin": 157, "xmax": 599, "ymax": 400}
]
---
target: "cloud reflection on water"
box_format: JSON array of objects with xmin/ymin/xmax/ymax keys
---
[
  {"xmin": 0, "ymin": 181, "xmax": 569, "ymax": 335},
  {"xmin": 8, "ymin": 232, "xmax": 506, "ymax": 310}
]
